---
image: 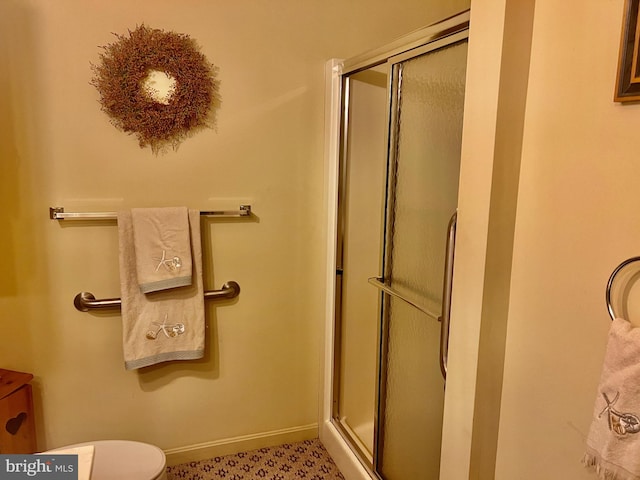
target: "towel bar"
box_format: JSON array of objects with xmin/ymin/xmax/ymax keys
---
[
  {"xmin": 50, "ymin": 205, "xmax": 252, "ymax": 220},
  {"xmin": 367, "ymin": 276, "xmax": 440, "ymax": 321},
  {"xmin": 74, "ymin": 281, "xmax": 240, "ymax": 312}
]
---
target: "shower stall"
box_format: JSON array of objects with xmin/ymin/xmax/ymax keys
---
[{"xmin": 322, "ymin": 11, "xmax": 469, "ymax": 480}]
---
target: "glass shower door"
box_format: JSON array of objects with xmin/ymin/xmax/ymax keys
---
[
  {"xmin": 374, "ymin": 40, "xmax": 467, "ymax": 480},
  {"xmin": 334, "ymin": 64, "xmax": 389, "ymax": 461},
  {"xmin": 331, "ymin": 12, "xmax": 469, "ymax": 480}
]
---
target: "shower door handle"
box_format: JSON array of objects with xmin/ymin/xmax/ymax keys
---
[{"xmin": 439, "ymin": 211, "xmax": 457, "ymax": 380}]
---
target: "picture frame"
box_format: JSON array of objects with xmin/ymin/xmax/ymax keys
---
[{"xmin": 615, "ymin": 0, "xmax": 640, "ymax": 102}]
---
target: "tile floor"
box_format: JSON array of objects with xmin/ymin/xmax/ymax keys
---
[{"xmin": 166, "ymin": 438, "xmax": 345, "ymax": 480}]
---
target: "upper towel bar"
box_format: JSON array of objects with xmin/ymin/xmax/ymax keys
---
[
  {"xmin": 74, "ymin": 281, "xmax": 240, "ymax": 312},
  {"xmin": 50, "ymin": 205, "xmax": 252, "ymax": 220},
  {"xmin": 606, "ymin": 256, "xmax": 640, "ymax": 321}
]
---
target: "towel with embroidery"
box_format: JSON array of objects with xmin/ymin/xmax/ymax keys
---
[
  {"xmin": 584, "ymin": 318, "xmax": 640, "ymax": 480},
  {"xmin": 118, "ymin": 209, "xmax": 205, "ymax": 370},
  {"xmin": 131, "ymin": 207, "xmax": 193, "ymax": 293}
]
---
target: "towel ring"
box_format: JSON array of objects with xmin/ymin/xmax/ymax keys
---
[{"xmin": 606, "ymin": 256, "xmax": 640, "ymax": 321}]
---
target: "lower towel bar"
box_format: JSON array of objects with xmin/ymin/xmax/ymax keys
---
[{"xmin": 74, "ymin": 281, "xmax": 240, "ymax": 312}]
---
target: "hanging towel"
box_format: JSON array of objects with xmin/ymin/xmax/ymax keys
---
[
  {"xmin": 118, "ymin": 209, "xmax": 205, "ymax": 370},
  {"xmin": 131, "ymin": 207, "xmax": 193, "ymax": 294},
  {"xmin": 584, "ymin": 318, "xmax": 640, "ymax": 480}
]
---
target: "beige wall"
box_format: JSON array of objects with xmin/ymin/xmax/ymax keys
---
[
  {"xmin": 0, "ymin": 0, "xmax": 461, "ymax": 456},
  {"xmin": 444, "ymin": 0, "xmax": 640, "ymax": 478},
  {"xmin": 495, "ymin": 0, "xmax": 640, "ymax": 478},
  {"xmin": 5, "ymin": 0, "xmax": 624, "ymax": 476},
  {"xmin": 443, "ymin": 0, "xmax": 640, "ymax": 478}
]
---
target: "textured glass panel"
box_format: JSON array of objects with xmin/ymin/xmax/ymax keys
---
[
  {"xmin": 380, "ymin": 41, "xmax": 467, "ymax": 480},
  {"xmin": 388, "ymin": 41, "xmax": 467, "ymax": 314},
  {"xmin": 337, "ymin": 65, "xmax": 388, "ymax": 457},
  {"xmin": 381, "ymin": 297, "xmax": 444, "ymax": 479}
]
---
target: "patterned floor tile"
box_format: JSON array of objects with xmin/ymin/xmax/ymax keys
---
[{"xmin": 166, "ymin": 438, "xmax": 345, "ymax": 480}]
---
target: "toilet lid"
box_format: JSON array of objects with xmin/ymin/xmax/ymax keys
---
[{"xmin": 62, "ymin": 440, "xmax": 166, "ymax": 480}]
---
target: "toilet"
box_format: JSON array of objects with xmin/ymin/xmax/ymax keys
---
[{"xmin": 52, "ymin": 440, "xmax": 167, "ymax": 480}]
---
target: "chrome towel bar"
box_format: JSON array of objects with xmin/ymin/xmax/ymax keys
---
[
  {"xmin": 367, "ymin": 277, "xmax": 441, "ymax": 322},
  {"xmin": 74, "ymin": 281, "xmax": 240, "ymax": 312},
  {"xmin": 606, "ymin": 256, "xmax": 640, "ymax": 321},
  {"xmin": 50, "ymin": 205, "xmax": 252, "ymax": 220}
]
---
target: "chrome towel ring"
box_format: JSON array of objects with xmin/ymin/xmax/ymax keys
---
[{"xmin": 606, "ymin": 256, "xmax": 640, "ymax": 321}]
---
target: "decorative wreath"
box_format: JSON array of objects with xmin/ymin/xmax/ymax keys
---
[{"xmin": 91, "ymin": 25, "xmax": 219, "ymax": 154}]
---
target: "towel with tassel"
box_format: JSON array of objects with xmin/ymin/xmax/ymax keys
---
[
  {"xmin": 131, "ymin": 207, "xmax": 193, "ymax": 293},
  {"xmin": 118, "ymin": 208, "xmax": 205, "ymax": 370},
  {"xmin": 584, "ymin": 318, "xmax": 640, "ymax": 480}
]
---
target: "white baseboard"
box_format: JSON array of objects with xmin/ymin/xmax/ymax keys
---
[{"xmin": 164, "ymin": 423, "xmax": 319, "ymax": 466}]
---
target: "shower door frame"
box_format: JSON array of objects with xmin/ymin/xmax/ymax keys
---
[{"xmin": 322, "ymin": 10, "xmax": 471, "ymax": 480}]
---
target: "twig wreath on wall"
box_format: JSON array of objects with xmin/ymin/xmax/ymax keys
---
[{"xmin": 91, "ymin": 25, "xmax": 219, "ymax": 154}]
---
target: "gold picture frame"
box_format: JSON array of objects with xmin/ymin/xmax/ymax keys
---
[{"xmin": 615, "ymin": 0, "xmax": 640, "ymax": 102}]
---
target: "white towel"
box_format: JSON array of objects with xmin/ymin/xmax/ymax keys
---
[
  {"xmin": 118, "ymin": 209, "xmax": 205, "ymax": 370},
  {"xmin": 131, "ymin": 207, "xmax": 193, "ymax": 293},
  {"xmin": 584, "ymin": 318, "xmax": 640, "ymax": 480}
]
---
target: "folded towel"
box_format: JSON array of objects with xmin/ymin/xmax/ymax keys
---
[
  {"xmin": 118, "ymin": 209, "xmax": 205, "ymax": 370},
  {"xmin": 131, "ymin": 207, "xmax": 193, "ymax": 293},
  {"xmin": 584, "ymin": 318, "xmax": 640, "ymax": 480}
]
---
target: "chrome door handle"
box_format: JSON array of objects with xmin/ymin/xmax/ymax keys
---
[{"xmin": 440, "ymin": 211, "xmax": 457, "ymax": 379}]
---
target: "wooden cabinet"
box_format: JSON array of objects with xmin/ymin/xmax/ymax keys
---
[{"xmin": 0, "ymin": 369, "xmax": 36, "ymax": 454}]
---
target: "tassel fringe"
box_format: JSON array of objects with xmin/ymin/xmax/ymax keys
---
[{"xmin": 583, "ymin": 453, "xmax": 640, "ymax": 480}]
